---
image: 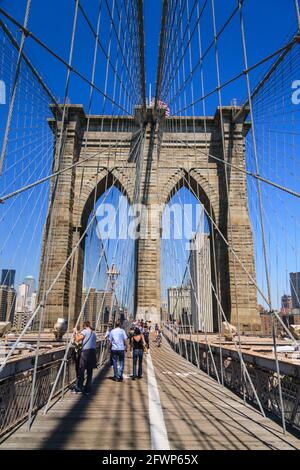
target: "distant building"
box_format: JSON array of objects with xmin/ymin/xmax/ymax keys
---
[
  {"xmin": 281, "ymin": 294, "xmax": 292, "ymax": 314},
  {"xmin": 290, "ymin": 272, "xmax": 300, "ymax": 309},
  {"xmin": 0, "ymin": 285, "xmax": 17, "ymax": 322},
  {"xmin": 16, "ymin": 283, "xmax": 29, "ymax": 313},
  {"xmin": 167, "ymin": 285, "xmax": 191, "ymax": 324},
  {"xmin": 289, "ymin": 308, "xmax": 300, "ymax": 326},
  {"xmin": 190, "ymin": 233, "xmax": 213, "ymax": 333},
  {"xmin": 13, "ymin": 311, "xmax": 32, "ymax": 331},
  {"xmin": 13, "ymin": 277, "xmax": 37, "ymax": 331},
  {"xmin": 1, "ymin": 269, "xmax": 15, "ymax": 288},
  {"xmin": 27, "ymin": 292, "xmax": 37, "ymax": 313},
  {"xmin": 260, "ymin": 310, "xmax": 289, "ymax": 336},
  {"xmin": 83, "ymin": 289, "xmax": 113, "ymax": 327},
  {"xmin": 23, "ymin": 275, "xmax": 36, "ymax": 298},
  {"xmin": 160, "ymin": 300, "xmax": 168, "ymax": 323}
]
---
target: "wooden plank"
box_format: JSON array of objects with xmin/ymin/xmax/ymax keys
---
[{"xmin": 1, "ymin": 341, "xmax": 299, "ymax": 450}]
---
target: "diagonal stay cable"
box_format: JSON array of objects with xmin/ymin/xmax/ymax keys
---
[
  {"xmin": 0, "ymin": 128, "xmax": 143, "ymax": 204},
  {"xmin": 172, "ymin": 38, "xmax": 298, "ymax": 115},
  {"xmin": 0, "ymin": 7, "xmax": 133, "ymax": 115},
  {"xmin": 0, "ymin": 128, "xmax": 143, "ymax": 373},
  {"xmin": 179, "ymin": 171, "xmax": 299, "ymax": 348},
  {"xmin": 0, "ymin": 19, "xmax": 59, "ymax": 109},
  {"xmin": 0, "ymin": 0, "xmax": 32, "ymax": 174},
  {"xmin": 43, "ymin": 180, "xmax": 129, "ymax": 414},
  {"xmin": 161, "ymin": 135, "xmax": 300, "ymax": 199},
  {"xmin": 175, "ymin": 183, "xmax": 266, "ymax": 417},
  {"xmin": 0, "ymin": 183, "xmax": 114, "ymax": 375}
]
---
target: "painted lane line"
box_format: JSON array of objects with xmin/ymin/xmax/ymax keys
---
[{"xmin": 147, "ymin": 352, "xmax": 170, "ymax": 450}]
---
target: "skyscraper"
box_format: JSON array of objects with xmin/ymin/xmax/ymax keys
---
[
  {"xmin": 16, "ymin": 283, "xmax": 29, "ymax": 313},
  {"xmin": 167, "ymin": 285, "xmax": 191, "ymax": 323},
  {"xmin": 290, "ymin": 273, "xmax": 300, "ymax": 309},
  {"xmin": 83, "ymin": 288, "xmax": 113, "ymax": 326},
  {"xmin": 23, "ymin": 275, "xmax": 36, "ymax": 297},
  {"xmin": 1, "ymin": 269, "xmax": 15, "ymax": 288},
  {"xmin": 13, "ymin": 278, "xmax": 37, "ymax": 331},
  {"xmin": 0, "ymin": 285, "xmax": 17, "ymax": 322},
  {"xmin": 190, "ymin": 233, "xmax": 213, "ymax": 333}
]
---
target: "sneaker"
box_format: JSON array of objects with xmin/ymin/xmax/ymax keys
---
[
  {"xmin": 132, "ymin": 377, "xmax": 136, "ymax": 381},
  {"xmin": 118, "ymin": 377, "xmax": 123, "ymax": 382},
  {"xmin": 137, "ymin": 376, "xmax": 143, "ymax": 379},
  {"xmin": 112, "ymin": 377, "xmax": 118, "ymax": 382},
  {"xmin": 83, "ymin": 391, "xmax": 91, "ymax": 396},
  {"xmin": 71, "ymin": 388, "xmax": 82, "ymax": 394}
]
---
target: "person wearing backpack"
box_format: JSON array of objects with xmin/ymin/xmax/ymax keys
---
[{"xmin": 72, "ymin": 321, "xmax": 97, "ymax": 395}]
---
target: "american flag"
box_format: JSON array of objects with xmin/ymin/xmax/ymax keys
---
[{"xmin": 151, "ymin": 98, "xmax": 170, "ymax": 117}]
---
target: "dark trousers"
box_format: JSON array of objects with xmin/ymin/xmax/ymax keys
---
[
  {"xmin": 75, "ymin": 356, "xmax": 80, "ymax": 379},
  {"xmin": 133, "ymin": 349, "xmax": 143, "ymax": 378},
  {"xmin": 77, "ymin": 366, "xmax": 93, "ymax": 393},
  {"xmin": 77, "ymin": 349, "xmax": 96, "ymax": 393},
  {"xmin": 112, "ymin": 350, "xmax": 125, "ymax": 379}
]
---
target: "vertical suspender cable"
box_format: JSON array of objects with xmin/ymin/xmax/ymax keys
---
[
  {"xmin": 0, "ymin": 0, "xmax": 32, "ymax": 174},
  {"xmin": 238, "ymin": 0, "xmax": 286, "ymax": 433}
]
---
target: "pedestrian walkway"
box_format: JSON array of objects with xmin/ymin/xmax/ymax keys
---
[{"xmin": 1, "ymin": 340, "xmax": 300, "ymax": 450}]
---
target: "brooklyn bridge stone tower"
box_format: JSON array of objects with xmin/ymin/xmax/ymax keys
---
[{"xmin": 38, "ymin": 103, "xmax": 260, "ymax": 332}]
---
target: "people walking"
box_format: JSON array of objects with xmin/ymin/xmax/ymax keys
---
[
  {"xmin": 143, "ymin": 325, "xmax": 150, "ymax": 349},
  {"xmin": 156, "ymin": 329, "xmax": 162, "ymax": 347},
  {"xmin": 131, "ymin": 327, "xmax": 146, "ymax": 380},
  {"xmin": 72, "ymin": 321, "xmax": 97, "ymax": 395},
  {"xmin": 105, "ymin": 321, "xmax": 114, "ymax": 367},
  {"xmin": 109, "ymin": 320, "xmax": 128, "ymax": 382}
]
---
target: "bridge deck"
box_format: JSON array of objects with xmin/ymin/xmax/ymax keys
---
[{"xmin": 1, "ymin": 340, "xmax": 300, "ymax": 450}]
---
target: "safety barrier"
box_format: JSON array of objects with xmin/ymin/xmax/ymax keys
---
[
  {"xmin": 163, "ymin": 323, "xmax": 300, "ymax": 432},
  {"xmin": 0, "ymin": 339, "xmax": 108, "ymax": 438}
]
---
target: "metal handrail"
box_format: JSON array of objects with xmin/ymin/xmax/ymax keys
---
[
  {"xmin": 0, "ymin": 339, "xmax": 108, "ymax": 439},
  {"xmin": 163, "ymin": 327, "xmax": 300, "ymax": 432}
]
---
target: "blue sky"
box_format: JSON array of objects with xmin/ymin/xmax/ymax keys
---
[
  {"xmin": 0, "ymin": 0, "xmax": 297, "ymax": 110},
  {"xmin": 0, "ymin": 1, "xmax": 299, "ymax": 313}
]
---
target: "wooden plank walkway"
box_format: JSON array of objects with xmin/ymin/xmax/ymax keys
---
[{"xmin": 1, "ymin": 339, "xmax": 300, "ymax": 450}]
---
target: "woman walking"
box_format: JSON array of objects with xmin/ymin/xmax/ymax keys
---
[
  {"xmin": 131, "ymin": 327, "xmax": 146, "ymax": 380},
  {"xmin": 72, "ymin": 321, "xmax": 97, "ymax": 395}
]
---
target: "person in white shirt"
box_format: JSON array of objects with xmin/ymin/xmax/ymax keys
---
[{"xmin": 109, "ymin": 320, "xmax": 128, "ymax": 382}]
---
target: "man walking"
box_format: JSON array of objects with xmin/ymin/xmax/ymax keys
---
[{"xmin": 109, "ymin": 320, "xmax": 128, "ymax": 382}]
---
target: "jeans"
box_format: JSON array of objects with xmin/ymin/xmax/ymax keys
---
[
  {"xmin": 133, "ymin": 349, "xmax": 143, "ymax": 378},
  {"xmin": 112, "ymin": 350, "xmax": 125, "ymax": 379}
]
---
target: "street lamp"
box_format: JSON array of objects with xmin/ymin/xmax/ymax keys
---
[{"xmin": 107, "ymin": 264, "xmax": 120, "ymax": 325}]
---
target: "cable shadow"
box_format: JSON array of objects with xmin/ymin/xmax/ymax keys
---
[
  {"xmin": 38, "ymin": 364, "xmax": 111, "ymax": 450},
  {"xmin": 151, "ymin": 341, "xmax": 299, "ymax": 450},
  {"xmin": 166, "ymin": 341, "xmax": 300, "ymax": 444}
]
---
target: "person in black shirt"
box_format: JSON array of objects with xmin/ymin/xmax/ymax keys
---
[{"xmin": 131, "ymin": 327, "xmax": 146, "ymax": 380}]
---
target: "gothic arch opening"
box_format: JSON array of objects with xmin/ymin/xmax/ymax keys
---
[
  {"xmin": 160, "ymin": 177, "xmax": 221, "ymax": 333},
  {"xmin": 73, "ymin": 172, "xmax": 135, "ymax": 330}
]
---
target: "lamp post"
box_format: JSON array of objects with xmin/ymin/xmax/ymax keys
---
[{"xmin": 107, "ymin": 264, "xmax": 120, "ymax": 326}]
